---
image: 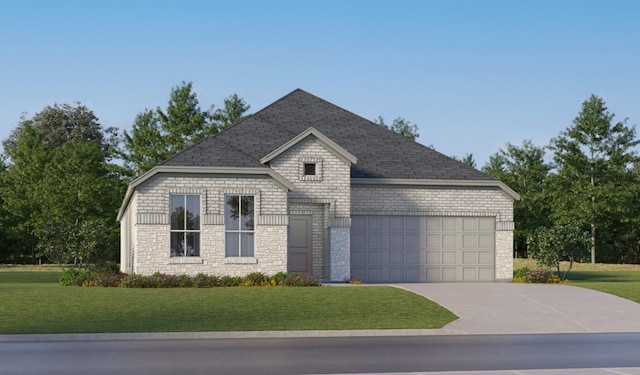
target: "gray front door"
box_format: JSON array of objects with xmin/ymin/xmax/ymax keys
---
[{"xmin": 289, "ymin": 215, "xmax": 312, "ymax": 274}]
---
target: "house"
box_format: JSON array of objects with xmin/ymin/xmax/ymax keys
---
[{"xmin": 117, "ymin": 89, "xmax": 519, "ymax": 282}]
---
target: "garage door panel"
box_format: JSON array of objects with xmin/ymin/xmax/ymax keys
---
[
  {"xmin": 478, "ymin": 267, "xmax": 494, "ymax": 281},
  {"xmin": 368, "ymin": 251, "xmax": 383, "ymax": 264},
  {"xmin": 389, "ymin": 251, "xmax": 403, "ymax": 264},
  {"xmin": 463, "ymin": 218, "xmax": 478, "ymax": 231},
  {"xmin": 462, "ymin": 251, "xmax": 477, "ymax": 265},
  {"xmin": 442, "ymin": 251, "xmax": 457, "ymax": 264},
  {"xmin": 478, "ymin": 217, "xmax": 495, "ymax": 231},
  {"xmin": 442, "ymin": 267, "xmax": 457, "ymax": 281},
  {"xmin": 478, "ymin": 251, "xmax": 493, "ymax": 264},
  {"xmin": 367, "ymin": 268, "xmax": 383, "ymax": 282},
  {"xmin": 426, "ymin": 251, "xmax": 441, "ymax": 265},
  {"xmin": 479, "ymin": 234, "xmax": 493, "ymax": 249},
  {"xmin": 426, "ymin": 267, "xmax": 442, "ymax": 282},
  {"xmin": 405, "ymin": 234, "xmax": 419, "ymax": 248},
  {"xmin": 351, "ymin": 215, "xmax": 495, "ymax": 283},
  {"xmin": 389, "ymin": 217, "xmax": 404, "ymax": 231},
  {"xmin": 442, "ymin": 218, "xmax": 457, "ymax": 231},
  {"xmin": 367, "ymin": 234, "xmax": 383, "ymax": 248},
  {"xmin": 351, "ymin": 233, "xmax": 366, "ymax": 248},
  {"xmin": 367, "ymin": 217, "xmax": 383, "ymax": 231},
  {"xmin": 405, "ymin": 251, "xmax": 419, "ymax": 264},
  {"xmin": 463, "ymin": 267, "xmax": 477, "ymax": 281},
  {"xmin": 463, "ymin": 234, "xmax": 477, "ymax": 248},
  {"xmin": 351, "ymin": 251, "xmax": 367, "ymax": 264},
  {"xmin": 442, "ymin": 234, "xmax": 457, "ymax": 248},
  {"xmin": 390, "ymin": 234, "xmax": 403, "ymax": 248}
]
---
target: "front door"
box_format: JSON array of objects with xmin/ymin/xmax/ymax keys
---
[{"xmin": 289, "ymin": 215, "xmax": 312, "ymax": 274}]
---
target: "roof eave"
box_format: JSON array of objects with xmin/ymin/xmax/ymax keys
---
[{"xmin": 350, "ymin": 178, "xmax": 521, "ymax": 201}]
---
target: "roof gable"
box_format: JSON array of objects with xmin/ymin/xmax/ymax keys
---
[{"xmin": 260, "ymin": 127, "xmax": 357, "ymax": 165}]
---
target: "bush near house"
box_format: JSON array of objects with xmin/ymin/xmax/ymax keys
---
[{"xmin": 59, "ymin": 265, "xmax": 320, "ymax": 288}]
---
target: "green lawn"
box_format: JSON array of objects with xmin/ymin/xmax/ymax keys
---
[
  {"xmin": 514, "ymin": 258, "xmax": 640, "ymax": 304},
  {"xmin": 0, "ymin": 271, "xmax": 457, "ymax": 334}
]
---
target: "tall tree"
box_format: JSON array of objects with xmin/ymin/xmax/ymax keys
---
[
  {"xmin": 1, "ymin": 104, "xmax": 124, "ymax": 264},
  {"xmin": 120, "ymin": 82, "xmax": 250, "ymax": 176},
  {"xmin": 374, "ymin": 116, "xmax": 420, "ymax": 141},
  {"xmin": 211, "ymin": 93, "xmax": 251, "ymax": 132},
  {"xmin": 452, "ymin": 153, "xmax": 477, "ymax": 169},
  {"xmin": 482, "ymin": 140, "xmax": 552, "ymax": 257},
  {"xmin": 549, "ymin": 95, "xmax": 639, "ymax": 263}
]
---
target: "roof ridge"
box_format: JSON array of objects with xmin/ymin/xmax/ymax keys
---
[{"xmin": 253, "ymin": 113, "xmax": 298, "ymax": 137}]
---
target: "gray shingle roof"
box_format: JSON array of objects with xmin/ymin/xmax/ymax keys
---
[{"xmin": 161, "ymin": 89, "xmax": 494, "ymax": 181}]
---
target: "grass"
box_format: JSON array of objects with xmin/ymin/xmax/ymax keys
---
[
  {"xmin": 0, "ymin": 271, "xmax": 457, "ymax": 334},
  {"xmin": 513, "ymin": 258, "xmax": 640, "ymax": 304}
]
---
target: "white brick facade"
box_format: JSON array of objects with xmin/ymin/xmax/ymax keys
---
[{"xmin": 119, "ymin": 138, "xmax": 515, "ymax": 282}]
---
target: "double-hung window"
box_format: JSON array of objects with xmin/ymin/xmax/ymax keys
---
[
  {"xmin": 225, "ymin": 195, "xmax": 254, "ymax": 257},
  {"xmin": 170, "ymin": 194, "xmax": 200, "ymax": 257}
]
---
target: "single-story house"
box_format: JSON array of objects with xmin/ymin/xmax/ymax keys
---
[{"xmin": 117, "ymin": 89, "xmax": 519, "ymax": 282}]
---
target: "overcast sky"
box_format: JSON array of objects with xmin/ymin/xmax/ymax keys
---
[{"xmin": 1, "ymin": 0, "xmax": 638, "ymax": 166}]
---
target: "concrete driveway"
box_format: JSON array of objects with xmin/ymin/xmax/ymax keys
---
[{"xmin": 399, "ymin": 283, "xmax": 640, "ymax": 334}]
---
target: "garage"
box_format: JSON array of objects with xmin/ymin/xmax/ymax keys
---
[{"xmin": 350, "ymin": 216, "xmax": 496, "ymax": 282}]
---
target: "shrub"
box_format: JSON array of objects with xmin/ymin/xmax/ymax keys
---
[
  {"xmin": 282, "ymin": 273, "xmax": 321, "ymax": 286},
  {"xmin": 512, "ymin": 269, "xmax": 564, "ymax": 284},
  {"xmin": 59, "ymin": 267, "xmax": 89, "ymax": 286},
  {"xmin": 62, "ymin": 269, "xmax": 321, "ymax": 288}
]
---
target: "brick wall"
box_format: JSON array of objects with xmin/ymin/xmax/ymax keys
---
[
  {"xmin": 270, "ymin": 137, "xmax": 352, "ymax": 281},
  {"xmin": 128, "ymin": 174, "xmax": 288, "ymax": 276}
]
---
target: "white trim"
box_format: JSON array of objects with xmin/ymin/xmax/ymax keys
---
[
  {"xmin": 350, "ymin": 178, "xmax": 520, "ymax": 201},
  {"xmin": 260, "ymin": 127, "xmax": 358, "ymax": 165}
]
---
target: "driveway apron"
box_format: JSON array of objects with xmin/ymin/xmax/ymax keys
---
[{"xmin": 398, "ymin": 283, "xmax": 640, "ymax": 334}]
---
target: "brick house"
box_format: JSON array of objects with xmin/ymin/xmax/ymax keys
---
[{"xmin": 117, "ymin": 89, "xmax": 519, "ymax": 282}]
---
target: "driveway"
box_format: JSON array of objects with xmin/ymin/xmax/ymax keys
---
[{"xmin": 399, "ymin": 283, "xmax": 640, "ymax": 334}]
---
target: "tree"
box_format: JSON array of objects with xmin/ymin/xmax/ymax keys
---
[
  {"xmin": 211, "ymin": 93, "xmax": 251, "ymax": 132},
  {"xmin": 549, "ymin": 95, "xmax": 639, "ymax": 263},
  {"xmin": 374, "ymin": 116, "xmax": 420, "ymax": 141},
  {"xmin": 482, "ymin": 140, "xmax": 552, "ymax": 257},
  {"xmin": 1, "ymin": 104, "xmax": 124, "ymax": 264},
  {"xmin": 120, "ymin": 82, "xmax": 250, "ymax": 176},
  {"xmin": 527, "ymin": 224, "xmax": 591, "ymax": 280},
  {"xmin": 452, "ymin": 153, "xmax": 477, "ymax": 169}
]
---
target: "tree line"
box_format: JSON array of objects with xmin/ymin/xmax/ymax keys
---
[
  {"xmin": 1, "ymin": 87, "xmax": 638, "ymax": 266},
  {"xmin": 0, "ymin": 82, "xmax": 249, "ymax": 265},
  {"xmin": 460, "ymin": 95, "xmax": 639, "ymax": 266}
]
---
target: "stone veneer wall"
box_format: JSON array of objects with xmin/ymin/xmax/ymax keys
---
[
  {"xmin": 351, "ymin": 185, "xmax": 515, "ymax": 281},
  {"xmin": 269, "ymin": 137, "xmax": 352, "ymax": 281},
  {"xmin": 129, "ymin": 174, "xmax": 289, "ymax": 276}
]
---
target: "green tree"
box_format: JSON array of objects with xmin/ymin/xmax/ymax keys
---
[
  {"xmin": 549, "ymin": 95, "xmax": 639, "ymax": 263},
  {"xmin": 211, "ymin": 93, "xmax": 251, "ymax": 132},
  {"xmin": 452, "ymin": 153, "xmax": 477, "ymax": 169},
  {"xmin": 120, "ymin": 82, "xmax": 250, "ymax": 175},
  {"xmin": 1, "ymin": 104, "xmax": 124, "ymax": 264},
  {"xmin": 482, "ymin": 140, "xmax": 552, "ymax": 257},
  {"xmin": 528, "ymin": 224, "xmax": 591, "ymax": 280},
  {"xmin": 374, "ymin": 116, "xmax": 420, "ymax": 141}
]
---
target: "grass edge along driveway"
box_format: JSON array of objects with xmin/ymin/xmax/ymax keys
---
[{"xmin": 0, "ymin": 272, "xmax": 457, "ymax": 334}]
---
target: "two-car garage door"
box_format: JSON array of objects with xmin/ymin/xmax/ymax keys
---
[{"xmin": 350, "ymin": 216, "xmax": 495, "ymax": 282}]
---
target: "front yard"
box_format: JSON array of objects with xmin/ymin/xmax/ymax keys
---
[
  {"xmin": 0, "ymin": 270, "xmax": 457, "ymax": 334},
  {"xmin": 514, "ymin": 258, "xmax": 640, "ymax": 303}
]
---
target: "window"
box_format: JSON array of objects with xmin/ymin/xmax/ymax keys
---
[
  {"xmin": 170, "ymin": 194, "xmax": 200, "ymax": 257},
  {"xmin": 303, "ymin": 162, "xmax": 316, "ymax": 176},
  {"xmin": 225, "ymin": 195, "xmax": 255, "ymax": 257},
  {"xmin": 300, "ymin": 158, "xmax": 322, "ymax": 181}
]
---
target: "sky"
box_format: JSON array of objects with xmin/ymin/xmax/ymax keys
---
[{"xmin": 1, "ymin": 0, "xmax": 639, "ymax": 167}]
